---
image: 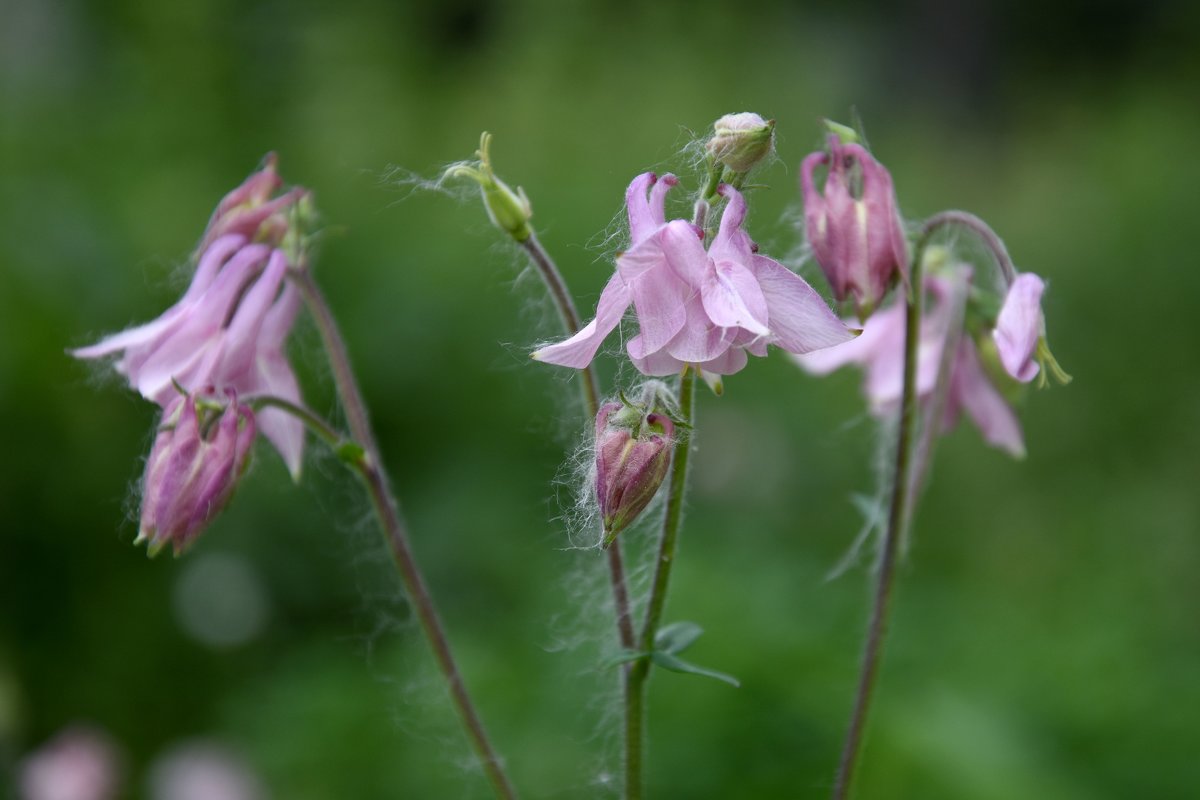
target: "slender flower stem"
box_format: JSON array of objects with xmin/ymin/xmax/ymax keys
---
[
  {"xmin": 625, "ymin": 366, "xmax": 697, "ymax": 800},
  {"xmin": 923, "ymin": 210, "xmax": 1017, "ymax": 288},
  {"xmin": 519, "ymin": 233, "xmax": 635, "ymax": 650},
  {"xmin": 521, "ymin": 234, "xmax": 601, "ymax": 422},
  {"xmin": 290, "ymin": 267, "xmax": 518, "ymax": 800},
  {"xmin": 246, "ymin": 395, "xmax": 343, "ymax": 448},
  {"xmin": 831, "ymin": 230, "xmax": 932, "ymax": 800}
]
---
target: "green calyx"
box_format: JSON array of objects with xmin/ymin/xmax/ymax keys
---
[
  {"xmin": 444, "ymin": 132, "xmax": 533, "ymax": 243},
  {"xmin": 823, "ymin": 118, "xmax": 860, "ymax": 145}
]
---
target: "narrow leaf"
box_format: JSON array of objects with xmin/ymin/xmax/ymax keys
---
[
  {"xmin": 650, "ymin": 652, "xmax": 740, "ymax": 688},
  {"xmin": 654, "ymin": 621, "xmax": 704, "ymax": 655}
]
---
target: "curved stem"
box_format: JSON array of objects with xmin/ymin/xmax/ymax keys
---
[
  {"xmin": 246, "ymin": 395, "xmax": 342, "ymax": 448},
  {"xmin": 923, "ymin": 210, "xmax": 1017, "ymax": 288},
  {"xmin": 521, "ymin": 234, "xmax": 602, "ymax": 420},
  {"xmin": 291, "ymin": 268, "xmax": 518, "ymax": 800},
  {"xmin": 625, "ymin": 366, "xmax": 697, "ymax": 800},
  {"xmin": 831, "ymin": 229, "xmax": 932, "ymax": 800}
]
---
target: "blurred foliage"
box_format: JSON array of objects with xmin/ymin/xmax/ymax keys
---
[{"xmin": 2, "ymin": 0, "xmax": 1199, "ymax": 797}]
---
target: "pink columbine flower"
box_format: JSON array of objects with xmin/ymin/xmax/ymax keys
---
[
  {"xmin": 801, "ymin": 135, "xmax": 909, "ymax": 320},
  {"xmin": 993, "ymin": 272, "xmax": 1046, "ymax": 383},
  {"xmin": 72, "ymin": 162, "xmax": 306, "ymax": 477},
  {"xmin": 594, "ymin": 401, "xmax": 675, "ymax": 544},
  {"xmin": 795, "ymin": 270, "xmax": 1026, "ymax": 457},
  {"xmin": 532, "ymin": 173, "xmax": 854, "ymax": 380},
  {"xmin": 138, "ymin": 391, "xmax": 256, "ymax": 556}
]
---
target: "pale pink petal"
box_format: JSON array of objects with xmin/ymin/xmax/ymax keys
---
[
  {"xmin": 133, "ymin": 245, "xmax": 272, "ymax": 401},
  {"xmin": 665, "ymin": 294, "xmax": 735, "ymax": 363},
  {"xmin": 619, "ymin": 240, "xmax": 690, "ymax": 355},
  {"xmin": 71, "ymin": 235, "xmax": 247, "ymax": 361},
  {"xmin": 708, "ymin": 185, "xmax": 757, "ymax": 266},
  {"xmin": 237, "ymin": 282, "xmax": 305, "ymax": 479},
  {"xmin": 732, "ymin": 327, "xmax": 768, "ymax": 357},
  {"xmin": 532, "ymin": 275, "xmax": 632, "ymax": 368},
  {"xmin": 701, "ymin": 258, "xmax": 770, "ymax": 335},
  {"xmin": 627, "ymin": 337, "xmax": 686, "ymax": 376},
  {"xmin": 249, "ymin": 358, "xmax": 304, "ymax": 480},
  {"xmin": 800, "ymin": 151, "xmax": 833, "ymax": 282},
  {"xmin": 213, "ymin": 250, "xmax": 288, "ymax": 386},
  {"xmin": 993, "ymin": 272, "xmax": 1045, "ymax": 383},
  {"xmin": 625, "ymin": 173, "xmax": 659, "ymax": 244},
  {"xmin": 654, "ymin": 219, "xmax": 709, "ymax": 285},
  {"xmin": 751, "ymin": 256, "xmax": 854, "ymax": 353},
  {"xmin": 647, "ymin": 174, "xmax": 678, "ymax": 229},
  {"xmin": 697, "ymin": 345, "xmax": 749, "ymax": 376},
  {"xmin": 950, "ymin": 341, "xmax": 1025, "ymax": 457}
]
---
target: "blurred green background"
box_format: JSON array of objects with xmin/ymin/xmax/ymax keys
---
[{"xmin": 3, "ymin": 0, "xmax": 1199, "ymax": 797}]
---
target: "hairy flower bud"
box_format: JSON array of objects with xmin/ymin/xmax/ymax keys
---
[
  {"xmin": 801, "ymin": 128, "xmax": 908, "ymax": 321},
  {"xmin": 444, "ymin": 132, "xmax": 533, "ymax": 242},
  {"xmin": 138, "ymin": 391, "xmax": 256, "ymax": 556},
  {"xmin": 594, "ymin": 402, "xmax": 675, "ymax": 545},
  {"xmin": 707, "ymin": 112, "xmax": 775, "ymax": 174}
]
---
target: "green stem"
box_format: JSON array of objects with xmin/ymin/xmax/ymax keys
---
[
  {"xmin": 625, "ymin": 366, "xmax": 697, "ymax": 800},
  {"xmin": 831, "ymin": 228, "xmax": 934, "ymax": 800},
  {"xmin": 246, "ymin": 395, "xmax": 342, "ymax": 448},
  {"xmin": 291, "ymin": 268, "xmax": 519, "ymax": 800}
]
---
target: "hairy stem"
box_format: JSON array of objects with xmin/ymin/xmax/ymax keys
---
[
  {"xmin": 626, "ymin": 366, "xmax": 697, "ymax": 800},
  {"xmin": 519, "ymin": 233, "xmax": 635, "ymax": 649},
  {"xmin": 831, "ymin": 229, "xmax": 933, "ymax": 800},
  {"xmin": 292, "ymin": 268, "xmax": 518, "ymax": 800}
]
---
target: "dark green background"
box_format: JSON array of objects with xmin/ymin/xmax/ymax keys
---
[{"xmin": 3, "ymin": 0, "xmax": 1198, "ymax": 797}]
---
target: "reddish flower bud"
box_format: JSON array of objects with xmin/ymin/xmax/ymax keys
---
[
  {"xmin": 801, "ymin": 133, "xmax": 908, "ymax": 320},
  {"xmin": 138, "ymin": 391, "xmax": 256, "ymax": 556},
  {"xmin": 594, "ymin": 402, "xmax": 675, "ymax": 544}
]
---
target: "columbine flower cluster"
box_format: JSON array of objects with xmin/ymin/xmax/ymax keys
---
[
  {"xmin": 72, "ymin": 156, "xmax": 309, "ymax": 553},
  {"xmin": 795, "ymin": 126, "xmax": 1068, "ymax": 456}
]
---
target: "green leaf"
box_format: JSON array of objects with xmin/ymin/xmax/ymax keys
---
[
  {"xmin": 650, "ymin": 652, "xmax": 740, "ymax": 688},
  {"xmin": 654, "ymin": 621, "xmax": 704, "ymax": 655}
]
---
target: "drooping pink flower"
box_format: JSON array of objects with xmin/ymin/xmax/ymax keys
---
[
  {"xmin": 532, "ymin": 174, "xmax": 853, "ymax": 379},
  {"xmin": 72, "ymin": 162, "xmax": 307, "ymax": 477},
  {"xmin": 795, "ymin": 271, "xmax": 1025, "ymax": 457},
  {"xmin": 138, "ymin": 391, "xmax": 256, "ymax": 555},
  {"xmin": 801, "ymin": 135, "xmax": 908, "ymax": 320},
  {"xmin": 993, "ymin": 272, "xmax": 1045, "ymax": 383},
  {"xmin": 594, "ymin": 401, "xmax": 674, "ymax": 544}
]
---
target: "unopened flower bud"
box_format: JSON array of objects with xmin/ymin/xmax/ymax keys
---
[
  {"xmin": 801, "ymin": 125, "xmax": 908, "ymax": 321},
  {"xmin": 200, "ymin": 153, "xmax": 304, "ymax": 252},
  {"xmin": 707, "ymin": 112, "xmax": 776, "ymax": 174},
  {"xmin": 137, "ymin": 391, "xmax": 256, "ymax": 556},
  {"xmin": 594, "ymin": 402, "xmax": 674, "ymax": 545},
  {"xmin": 444, "ymin": 132, "xmax": 533, "ymax": 242}
]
